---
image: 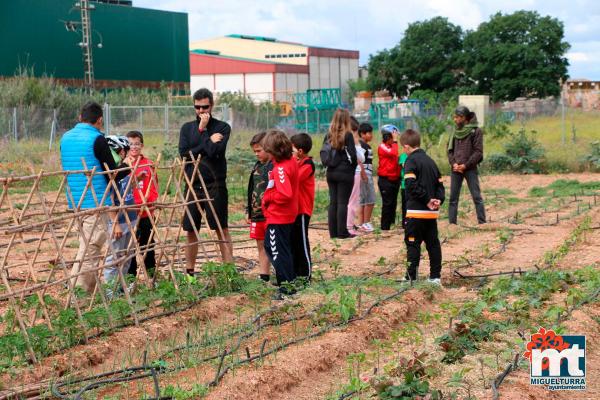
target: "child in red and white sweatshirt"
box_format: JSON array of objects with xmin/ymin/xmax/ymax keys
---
[
  {"xmin": 378, "ymin": 125, "xmax": 401, "ymax": 230},
  {"xmin": 261, "ymin": 130, "xmax": 299, "ymax": 297},
  {"xmin": 125, "ymin": 131, "xmax": 159, "ymax": 278},
  {"xmin": 290, "ymin": 133, "xmax": 315, "ymax": 280}
]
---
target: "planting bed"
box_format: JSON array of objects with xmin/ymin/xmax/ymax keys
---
[{"xmin": 1, "ymin": 173, "xmax": 599, "ymax": 400}]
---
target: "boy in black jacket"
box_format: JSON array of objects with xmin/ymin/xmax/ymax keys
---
[{"xmin": 400, "ymin": 129, "xmax": 445, "ymax": 285}]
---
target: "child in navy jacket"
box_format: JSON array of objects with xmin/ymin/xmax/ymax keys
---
[{"xmin": 261, "ymin": 130, "xmax": 299, "ymax": 296}]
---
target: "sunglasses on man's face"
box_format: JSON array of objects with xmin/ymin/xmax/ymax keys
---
[{"xmin": 194, "ymin": 104, "xmax": 211, "ymax": 110}]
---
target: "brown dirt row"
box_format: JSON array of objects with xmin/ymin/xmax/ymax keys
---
[
  {"xmin": 1, "ymin": 173, "xmax": 599, "ymax": 398},
  {"xmin": 87, "ymin": 194, "xmax": 599, "ymax": 398},
  {"xmin": 198, "ymin": 181, "xmax": 600, "ymax": 399}
]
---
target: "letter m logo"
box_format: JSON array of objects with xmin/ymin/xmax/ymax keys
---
[{"xmin": 531, "ymin": 346, "xmax": 585, "ymax": 377}]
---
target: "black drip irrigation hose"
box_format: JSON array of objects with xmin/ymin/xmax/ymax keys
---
[
  {"xmin": 558, "ymin": 285, "xmax": 600, "ymax": 324},
  {"xmin": 210, "ymin": 286, "xmax": 411, "ymax": 387},
  {"xmin": 158, "ymin": 263, "xmax": 401, "ymax": 362},
  {"xmin": 50, "ymin": 286, "xmax": 411, "ymax": 399},
  {"xmin": 453, "ymin": 267, "xmax": 526, "ymax": 279},
  {"xmin": 491, "ymin": 286, "xmax": 600, "ymax": 399},
  {"xmin": 338, "ymin": 390, "xmax": 357, "ymax": 400},
  {"xmin": 491, "ymin": 353, "xmax": 520, "ymax": 400},
  {"xmin": 51, "ymin": 366, "xmax": 161, "ymax": 399},
  {"xmin": 452, "ymin": 212, "xmax": 594, "ymax": 280},
  {"xmin": 13, "ymin": 263, "xmax": 404, "ymax": 400},
  {"xmin": 446, "ymin": 225, "xmax": 535, "ymax": 272}
]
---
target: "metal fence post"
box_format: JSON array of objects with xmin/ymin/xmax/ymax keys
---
[
  {"xmin": 316, "ymin": 108, "xmax": 320, "ymax": 133},
  {"xmin": 12, "ymin": 107, "xmax": 17, "ymax": 141},
  {"xmin": 104, "ymin": 103, "xmax": 110, "ymax": 135},
  {"xmin": 164, "ymin": 103, "xmax": 169, "ymax": 140},
  {"xmin": 139, "ymin": 107, "xmax": 143, "ymax": 131},
  {"xmin": 305, "ymin": 108, "xmax": 308, "ymax": 133},
  {"xmin": 49, "ymin": 109, "xmax": 57, "ymax": 150}
]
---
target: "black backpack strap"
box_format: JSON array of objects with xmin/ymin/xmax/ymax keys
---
[{"xmin": 303, "ymin": 158, "xmax": 315, "ymax": 177}]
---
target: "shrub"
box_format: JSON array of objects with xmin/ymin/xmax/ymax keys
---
[
  {"xmin": 484, "ymin": 153, "xmax": 512, "ymax": 172},
  {"xmin": 583, "ymin": 141, "xmax": 600, "ymax": 171},
  {"xmin": 484, "ymin": 128, "xmax": 545, "ymax": 174},
  {"xmin": 217, "ymin": 92, "xmax": 281, "ymax": 130}
]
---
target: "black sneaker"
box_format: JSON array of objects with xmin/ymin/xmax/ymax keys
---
[{"xmin": 271, "ymin": 292, "xmax": 290, "ymax": 301}]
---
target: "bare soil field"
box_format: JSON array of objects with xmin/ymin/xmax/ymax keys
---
[{"xmin": 1, "ymin": 173, "xmax": 599, "ymax": 400}]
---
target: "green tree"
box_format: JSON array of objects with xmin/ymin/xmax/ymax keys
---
[
  {"xmin": 366, "ymin": 48, "xmax": 399, "ymax": 94},
  {"xmin": 346, "ymin": 77, "xmax": 369, "ymax": 100},
  {"xmin": 463, "ymin": 11, "xmax": 570, "ymax": 101},
  {"xmin": 367, "ymin": 17, "xmax": 464, "ymax": 96}
]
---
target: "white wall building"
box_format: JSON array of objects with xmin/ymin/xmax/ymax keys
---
[{"xmin": 189, "ymin": 35, "xmax": 359, "ymax": 102}]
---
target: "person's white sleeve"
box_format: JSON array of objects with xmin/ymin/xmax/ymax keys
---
[{"xmin": 356, "ymin": 146, "xmax": 366, "ymax": 163}]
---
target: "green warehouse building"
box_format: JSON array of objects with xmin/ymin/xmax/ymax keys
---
[{"xmin": 0, "ymin": 0, "xmax": 190, "ymax": 90}]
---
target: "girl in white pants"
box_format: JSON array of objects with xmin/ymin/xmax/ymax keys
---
[{"xmin": 346, "ymin": 134, "xmax": 366, "ymax": 235}]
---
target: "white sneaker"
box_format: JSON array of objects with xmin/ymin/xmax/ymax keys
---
[
  {"xmin": 361, "ymin": 222, "xmax": 374, "ymax": 232},
  {"xmin": 427, "ymin": 278, "xmax": 442, "ymax": 286}
]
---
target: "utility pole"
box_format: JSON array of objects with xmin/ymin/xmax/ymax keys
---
[
  {"xmin": 64, "ymin": 2, "xmax": 102, "ymax": 94},
  {"xmin": 78, "ymin": 0, "xmax": 95, "ymax": 94}
]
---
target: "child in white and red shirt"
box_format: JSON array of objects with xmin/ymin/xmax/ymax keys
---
[
  {"xmin": 261, "ymin": 130, "xmax": 299, "ymax": 297},
  {"xmin": 125, "ymin": 131, "xmax": 159, "ymax": 278}
]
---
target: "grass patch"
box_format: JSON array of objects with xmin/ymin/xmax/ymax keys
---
[
  {"xmin": 483, "ymin": 188, "xmax": 514, "ymax": 196},
  {"xmin": 529, "ymin": 179, "xmax": 600, "ymax": 197}
]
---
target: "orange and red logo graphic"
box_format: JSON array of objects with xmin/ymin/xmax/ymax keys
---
[
  {"xmin": 524, "ymin": 327, "xmax": 586, "ymax": 391},
  {"xmin": 523, "ymin": 327, "xmax": 570, "ymax": 370}
]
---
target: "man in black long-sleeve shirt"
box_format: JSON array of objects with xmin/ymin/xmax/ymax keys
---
[
  {"xmin": 179, "ymin": 88, "xmax": 234, "ymax": 272},
  {"xmin": 400, "ymin": 129, "xmax": 445, "ymax": 286}
]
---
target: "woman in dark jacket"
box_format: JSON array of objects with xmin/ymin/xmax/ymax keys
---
[
  {"xmin": 447, "ymin": 106, "xmax": 486, "ymax": 224},
  {"xmin": 325, "ymin": 109, "xmax": 358, "ymax": 238}
]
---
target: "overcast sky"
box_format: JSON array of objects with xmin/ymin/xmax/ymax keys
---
[{"xmin": 136, "ymin": 0, "xmax": 600, "ymax": 79}]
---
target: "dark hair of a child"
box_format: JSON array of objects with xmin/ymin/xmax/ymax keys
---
[
  {"xmin": 126, "ymin": 130, "xmax": 144, "ymax": 144},
  {"xmin": 250, "ymin": 131, "xmax": 266, "ymax": 146},
  {"xmin": 290, "ymin": 133, "xmax": 312, "ymax": 153},
  {"xmin": 400, "ymin": 129, "xmax": 421, "ymax": 148},
  {"xmin": 358, "ymin": 122, "xmax": 373, "ymax": 136},
  {"xmin": 261, "ymin": 129, "xmax": 293, "ymax": 162}
]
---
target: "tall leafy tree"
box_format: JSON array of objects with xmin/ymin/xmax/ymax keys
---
[
  {"xmin": 367, "ymin": 17, "xmax": 464, "ymax": 96},
  {"xmin": 463, "ymin": 11, "xmax": 570, "ymax": 101}
]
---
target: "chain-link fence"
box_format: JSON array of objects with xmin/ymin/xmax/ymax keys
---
[
  {"xmin": 488, "ymin": 98, "xmax": 560, "ymax": 125},
  {"xmin": 0, "ymin": 106, "xmax": 79, "ymax": 148},
  {"xmin": 0, "ymin": 103, "xmax": 295, "ymax": 148},
  {"xmin": 0, "ymin": 97, "xmax": 569, "ymax": 149},
  {"xmin": 104, "ymin": 104, "xmax": 231, "ymax": 141}
]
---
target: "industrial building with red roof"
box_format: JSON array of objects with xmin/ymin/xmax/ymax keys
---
[{"xmin": 189, "ymin": 34, "xmax": 359, "ymax": 102}]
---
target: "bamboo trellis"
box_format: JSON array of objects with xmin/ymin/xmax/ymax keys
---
[{"xmin": 0, "ymin": 155, "xmax": 234, "ymax": 364}]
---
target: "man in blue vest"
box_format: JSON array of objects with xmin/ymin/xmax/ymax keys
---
[{"xmin": 61, "ymin": 102, "xmax": 125, "ymax": 293}]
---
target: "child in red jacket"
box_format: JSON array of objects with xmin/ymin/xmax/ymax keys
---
[
  {"xmin": 125, "ymin": 131, "xmax": 159, "ymax": 278},
  {"xmin": 377, "ymin": 125, "xmax": 401, "ymax": 230},
  {"xmin": 261, "ymin": 129, "xmax": 299, "ymax": 297},
  {"xmin": 290, "ymin": 133, "xmax": 315, "ymax": 280}
]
